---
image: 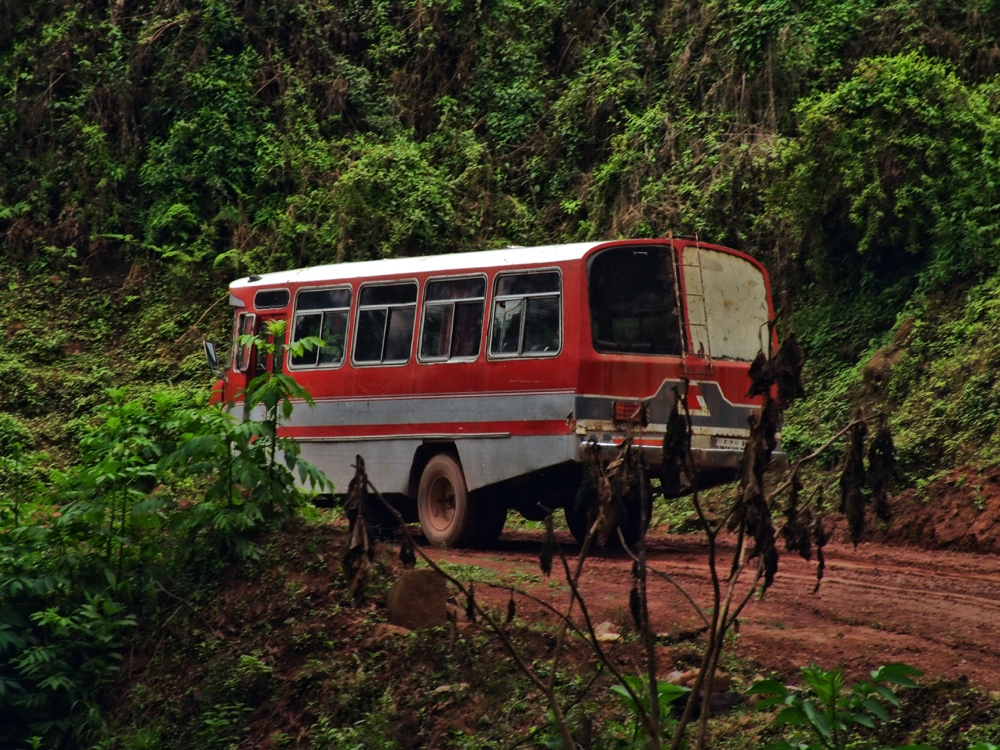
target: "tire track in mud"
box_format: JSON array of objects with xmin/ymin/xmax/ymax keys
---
[{"xmin": 430, "ymin": 531, "xmax": 1000, "ymax": 690}]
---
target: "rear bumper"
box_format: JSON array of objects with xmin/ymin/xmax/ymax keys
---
[{"xmin": 581, "ymin": 439, "xmax": 788, "ymax": 479}]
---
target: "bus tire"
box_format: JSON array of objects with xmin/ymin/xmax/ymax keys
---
[
  {"xmin": 564, "ymin": 502, "xmax": 590, "ymax": 547},
  {"xmin": 564, "ymin": 482, "xmax": 652, "ymax": 549},
  {"xmin": 617, "ymin": 493, "xmax": 652, "ymax": 551},
  {"xmin": 417, "ymin": 454, "xmax": 475, "ymax": 547},
  {"xmin": 474, "ymin": 493, "xmax": 507, "ymax": 547}
]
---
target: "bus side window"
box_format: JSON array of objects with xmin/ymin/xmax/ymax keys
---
[
  {"xmin": 489, "ymin": 271, "xmax": 561, "ymax": 358},
  {"xmin": 354, "ymin": 283, "xmax": 418, "ymax": 364},
  {"xmin": 419, "ymin": 276, "xmax": 486, "ymax": 361},
  {"xmin": 290, "ymin": 288, "xmax": 352, "ymax": 368},
  {"xmin": 233, "ymin": 312, "xmax": 256, "ymax": 372}
]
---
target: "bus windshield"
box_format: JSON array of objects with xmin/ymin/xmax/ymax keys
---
[{"xmin": 588, "ymin": 245, "xmax": 682, "ymax": 355}]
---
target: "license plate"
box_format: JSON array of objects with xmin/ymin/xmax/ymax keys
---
[{"xmin": 715, "ymin": 437, "xmax": 747, "ymax": 451}]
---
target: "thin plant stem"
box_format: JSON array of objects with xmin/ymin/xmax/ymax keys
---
[{"xmin": 363, "ymin": 476, "xmax": 578, "ymax": 750}]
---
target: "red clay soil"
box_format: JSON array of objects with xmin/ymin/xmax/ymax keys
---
[
  {"xmin": 867, "ymin": 466, "xmax": 1000, "ymax": 554},
  {"xmin": 427, "ymin": 527, "xmax": 1000, "ymax": 691}
]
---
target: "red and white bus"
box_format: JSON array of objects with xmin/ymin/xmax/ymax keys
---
[{"xmin": 217, "ymin": 239, "xmax": 775, "ymax": 547}]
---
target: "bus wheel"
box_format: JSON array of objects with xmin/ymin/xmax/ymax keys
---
[
  {"xmin": 617, "ymin": 477, "xmax": 654, "ymax": 550},
  {"xmin": 418, "ymin": 454, "xmax": 474, "ymax": 547},
  {"xmin": 473, "ymin": 490, "xmax": 507, "ymax": 548},
  {"xmin": 564, "ymin": 502, "xmax": 590, "ymax": 547},
  {"xmin": 564, "ymin": 487, "xmax": 652, "ymax": 549}
]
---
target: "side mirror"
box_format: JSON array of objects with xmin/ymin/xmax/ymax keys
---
[{"xmin": 204, "ymin": 341, "xmax": 220, "ymax": 373}]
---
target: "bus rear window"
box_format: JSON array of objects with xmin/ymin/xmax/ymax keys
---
[{"xmin": 588, "ymin": 246, "xmax": 682, "ymax": 355}]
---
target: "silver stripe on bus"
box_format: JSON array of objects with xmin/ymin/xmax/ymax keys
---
[
  {"xmin": 284, "ymin": 391, "xmax": 578, "ymax": 428},
  {"xmin": 294, "ymin": 432, "xmax": 511, "ymax": 443}
]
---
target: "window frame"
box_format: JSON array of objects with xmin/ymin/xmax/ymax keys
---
[
  {"xmin": 486, "ymin": 267, "xmax": 563, "ymax": 361},
  {"xmin": 416, "ymin": 273, "xmax": 488, "ymax": 365},
  {"xmin": 253, "ymin": 287, "xmax": 291, "ymax": 311},
  {"xmin": 350, "ymin": 279, "xmax": 420, "ymax": 368},
  {"xmin": 287, "ymin": 285, "xmax": 354, "ymax": 371}
]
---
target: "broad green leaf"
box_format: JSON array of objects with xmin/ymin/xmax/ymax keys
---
[
  {"xmin": 873, "ymin": 684, "xmax": 901, "ymax": 706},
  {"xmin": 852, "ymin": 712, "xmax": 874, "ymax": 728},
  {"xmin": 802, "ymin": 701, "xmax": 832, "ymax": 738},
  {"xmin": 862, "ymin": 696, "xmax": 890, "ymax": 722},
  {"xmin": 755, "ymin": 694, "xmax": 789, "ymax": 709},
  {"xmin": 873, "ymin": 663, "xmax": 922, "ymax": 688},
  {"xmin": 748, "ymin": 678, "xmax": 788, "ymax": 696},
  {"xmin": 774, "ymin": 706, "xmax": 807, "ymax": 727}
]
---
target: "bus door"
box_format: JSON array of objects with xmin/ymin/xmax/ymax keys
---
[
  {"xmin": 677, "ymin": 245, "xmax": 714, "ymax": 377},
  {"xmin": 236, "ymin": 313, "xmax": 287, "ymax": 417},
  {"xmin": 249, "ymin": 313, "xmax": 288, "ymax": 381}
]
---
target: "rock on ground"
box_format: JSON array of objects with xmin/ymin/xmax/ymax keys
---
[{"xmin": 386, "ymin": 568, "xmax": 450, "ymax": 629}]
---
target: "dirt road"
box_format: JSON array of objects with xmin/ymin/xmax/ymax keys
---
[{"xmin": 427, "ymin": 529, "xmax": 1000, "ymax": 690}]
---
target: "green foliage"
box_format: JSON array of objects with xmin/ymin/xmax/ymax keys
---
[
  {"xmin": 767, "ymin": 52, "xmax": 1000, "ymax": 291},
  {"xmin": 607, "ymin": 674, "xmax": 689, "ymax": 748},
  {"xmin": 749, "ymin": 663, "xmax": 926, "ymax": 750},
  {"xmin": 196, "ymin": 702, "xmax": 254, "ymax": 750},
  {"xmin": 0, "ymin": 378, "xmax": 330, "ymax": 747},
  {"xmin": 0, "ymin": 414, "xmax": 32, "ymax": 457},
  {"xmin": 4, "ymin": 0, "xmax": 997, "ymax": 275}
]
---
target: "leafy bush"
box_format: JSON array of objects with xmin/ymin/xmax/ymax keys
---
[
  {"xmin": 766, "ymin": 53, "xmax": 1000, "ymax": 290},
  {"xmin": 749, "ymin": 663, "xmax": 924, "ymax": 750},
  {"xmin": 0, "ymin": 377, "xmax": 329, "ymax": 746}
]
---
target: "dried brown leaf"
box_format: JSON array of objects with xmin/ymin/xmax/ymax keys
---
[
  {"xmin": 629, "ymin": 585, "xmax": 642, "ymax": 631},
  {"xmin": 840, "ymin": 421, "xmax": 869, "ymax": 547},
  {"xmin": 746, "ymin": 350, "xmax": 772, "ymax": 398},
  {"xmin": 781, "ymin": 473, "xmax": 812, "ymax": 561},
  {"xmin": 465, "ymin": 581, "xmax": 476, "ymax": 624},
  {"xmin": 343, "ymin": 456, "xmax": 375, "ymax": 602},
  {"xmin": 540, "ymin": 513, "xmax": 555, "ymax": 577},
  {"xmin": 813, "ymin": 510, "xmax": 829, "ymax": 594},
  {"xmin": 867, "ymin": 419, "xmax": 895, "ymax": 523},
  {"xmin": 772, "ymin": 331, "xmax": 806, "ymax": 405}
]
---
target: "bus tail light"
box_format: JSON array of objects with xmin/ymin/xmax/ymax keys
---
[{"xmin": 613, "ymin": 401, "xmax": 647, "ymax": 426}]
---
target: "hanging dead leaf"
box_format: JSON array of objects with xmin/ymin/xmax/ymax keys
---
[
  {"xmin": 746, "ymin": 350, "xmax": 773, "ymax": 398},
  {"xmin": 465, "ymin": 581, "xmax": 476, "ymax": 624},
  {"xmin": 660, "ymin": 388, "xmax": 691, "ymax": 497},
  {"xmin": 343, "ymin": 456, "xmax": 375, "ymax": 602},
  {"xmin": 772, "ymin": 330, "xmax": 806, "ymax": 405},
  {"xmin": 629, "ymin": 585, "xmax": 642, "ymax": 631},
  {"xmin": 813, "ymin": 509, "xmax": 829, "ymax": 594},
  {"xmin": 867, "ymin": 418, "xmax": 895, "ymax": 523},
  {"xmin": 840, "ymin": 420, "xmax": 868, "ymax": 547},
  {"xmin": 781, "ymin": 472, "xmax": 812, "ymax": 561},
  {"xmin": 398, "ymin": 538, "xmax": 416, "ymax": 570},
  {"xmin": 540, "ymin": 513, "xmax": 555, "ymax": 577}
]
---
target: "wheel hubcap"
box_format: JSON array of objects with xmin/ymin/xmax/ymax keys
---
[{"xmin": 427, "ymin": 475, "xmax": 456, "ymax": 532}]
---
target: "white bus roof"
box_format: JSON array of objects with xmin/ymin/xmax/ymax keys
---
[{"xmin": 230, "ymin": 241, "xmax": 615, "ymax": 291}]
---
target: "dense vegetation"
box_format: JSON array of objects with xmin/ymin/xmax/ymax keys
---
[{"xmin": 3, "ymin": 0, "xmax": 1000, "ymax": 746}]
